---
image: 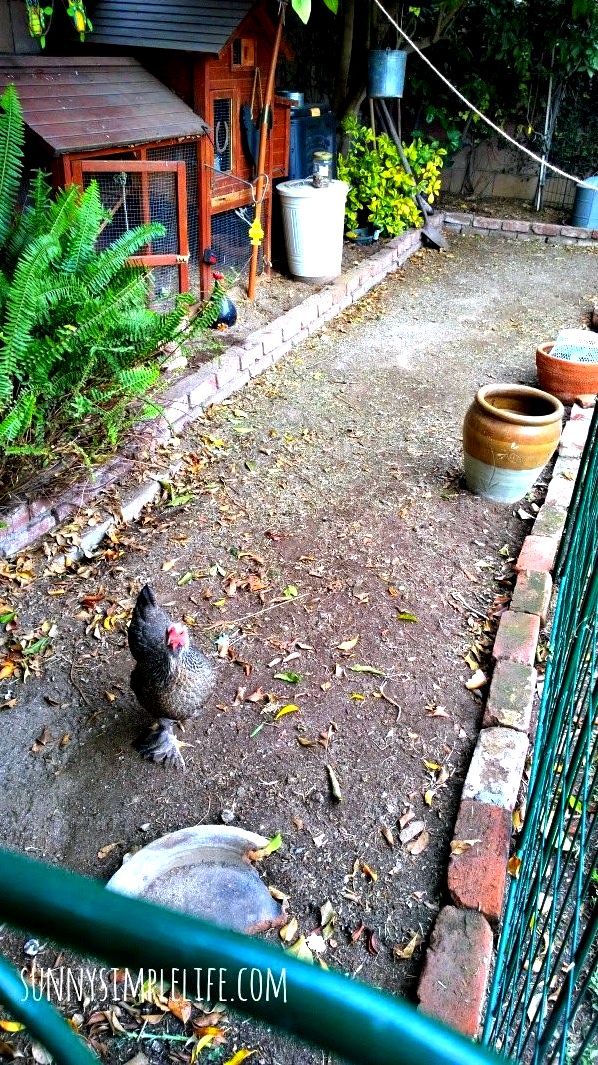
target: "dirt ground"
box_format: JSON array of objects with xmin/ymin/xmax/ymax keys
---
[{"xmin": 0, "ymin": 232, "xmax": 596, "ymax": 1065}]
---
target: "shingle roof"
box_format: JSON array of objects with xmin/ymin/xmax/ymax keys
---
[
  {"xmin": 89, "ymin": 0, "xmax": 254, "ymax": 54},
  {"xmin": 0, "ymin": 56, "xmax": 208, "ymax": 153}
]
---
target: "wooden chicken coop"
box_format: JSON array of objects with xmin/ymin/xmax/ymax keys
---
[{"xmin": 0, "ymin": 0, "xmax": 292, "ymax": 299}]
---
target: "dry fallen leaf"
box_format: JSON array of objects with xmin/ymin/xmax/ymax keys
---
[
  {"xmin": 336, "ymin": 635, "xmax": 359, "ymax": 652},
  {"xmin": 393, "ymin": 932, "xmax": 422, "ymax": 959},
  {"xmin": 381, "ymin": 826, "xmax": 394, "ymax": 847},
  {"xmin": 399, "ymin": 819, "xmax": 426, "ymax": 844},
  {"xmin": 167, "ymin": 995, "xmax": 192, "ymax": 1025},
  {"xmin": 326, "ymin": 764, "xmax": 342, "ymax": 802},
  {"xmin": 279, "ymin": 917, "xmax": 298, "ymax": 944},
  {"xmin": 360, "ymin": 861, "xmax": 378, "ymax": 882},
  {"xmin": 406, "ymin": 829, "xmax": 430, "ymax": 855},
  {"xmin": 450, "ymin": 838, "xmax": 481, "ymax": 856},
  {"xmin": 465, "ymin": 669, "xmax": 488, "ymax": 690},
  {"xmin": 508, "ymin": 855, "xmax": 522, "ymax": 878},
  {"xmin": 97, "ymin": 842, "xmax": 120, "ymax": 861}
]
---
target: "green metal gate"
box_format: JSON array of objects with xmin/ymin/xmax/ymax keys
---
[{"xmin": 483, "ymin": 405, "xmax": 598, "ymax": 1063}]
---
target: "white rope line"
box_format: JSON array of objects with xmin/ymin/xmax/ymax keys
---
[{"xmin": 372, "ymin": 0, "xmax": 596, "ymax": 190}]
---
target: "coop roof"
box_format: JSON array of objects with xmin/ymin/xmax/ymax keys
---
[
  {"xmin": 0, "ymin": 56, "xmax": 208, "ymax": 154},
  {"xmin": 88, "ymin": 0, "xmax": 255, "ymax": 53}
]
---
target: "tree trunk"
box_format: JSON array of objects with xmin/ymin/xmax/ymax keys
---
[{"xmin": 332, "ymin": 0, "xmax": 356, "ymax": 114}]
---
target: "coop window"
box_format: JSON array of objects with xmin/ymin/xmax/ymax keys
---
[
  {"xmin": 213, "ymin": 98, "xmax": 232, "ymax": 173},
  {"xmin": 232, "ymin": 38, "xmax": 256, "ymax": 69}
]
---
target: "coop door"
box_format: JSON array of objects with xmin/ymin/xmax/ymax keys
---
[{"xmin": 70, "ymin": 159, "xmax": 190, "ymax": 301}]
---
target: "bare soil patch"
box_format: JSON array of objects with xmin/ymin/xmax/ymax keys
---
[{"xmin": 0, "ymin": 233, "xmax": 595, "ymax": 1065}]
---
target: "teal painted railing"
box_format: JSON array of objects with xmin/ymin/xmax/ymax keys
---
[
  {"xmin": 483, "ymin": 405, "xmax": 598, "ymax": 1063},
  {"xmin": 0, "ymin": 849, "xmax": 503, "ymax": 1065}
]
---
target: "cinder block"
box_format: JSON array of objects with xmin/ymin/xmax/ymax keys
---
[
  {"xmin": 493, "ymin": 610, "xmax": 541, "ymax": 666},
  {"xmin": 483, "ymin": 660, "xmax": 537, "ymax": 732},
  {"xmin": 417, "ymin": 906, "xmax": 493, "ymax": 1037},
  {"xmin": 448, "ymin": 801, "xmax": 513, "ymax": 923},
  {"xmin": 462, "ymin": 727, "xmax": 529, "ymax": 810}
]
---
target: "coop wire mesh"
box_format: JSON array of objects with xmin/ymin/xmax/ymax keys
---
[{"xmin": 81, "ymin": 164, "xmax": 181, "ymax": 308}]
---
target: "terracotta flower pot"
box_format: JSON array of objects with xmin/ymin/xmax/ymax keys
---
[
  {"xmin": 463, "ymin": 383, "xmax": 564, "ymax": 503},
  {"xmin": 536, "ymin": 341, "xmax": 598, "ymax": 405}
]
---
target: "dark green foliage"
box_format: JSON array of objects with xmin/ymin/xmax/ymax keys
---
[{"xmin": 0, "ymin": 86, "xmax": 219, "ymax": 475}]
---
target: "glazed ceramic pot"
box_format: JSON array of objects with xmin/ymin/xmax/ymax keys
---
[
  {"xmin": 536, "ymin": 341, "xmax": 598, "ymax": 404},
  {"xmin": 463, "ymin": 383, "xmax": 564, "ymax": 503}
]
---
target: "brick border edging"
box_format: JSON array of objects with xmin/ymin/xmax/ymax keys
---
[
  {"xmin": 416, "ymin": 402, "xmax": 595, "ymax": 1037},
  {"xmin": 0, "ymin": 217, "xmax": 444, "ymax": 561},
  {"xmin": 444, "ymin": 211, "xmax": 598, "ymax": 247}
]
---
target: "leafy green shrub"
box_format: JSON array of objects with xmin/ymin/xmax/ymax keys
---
[
  {"xmin": 0, "ymin": 85, "xmax": 218, "ymax": 470},
  {"xmin": 337, "ymin": 116, "xmax": 446, "ymax": 238}
]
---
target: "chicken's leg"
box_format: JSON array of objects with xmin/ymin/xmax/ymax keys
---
[{"xmin": 135, "ymin": 718, "xmax": 186, "ymax": 770}]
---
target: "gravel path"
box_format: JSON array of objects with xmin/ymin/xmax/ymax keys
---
[{"xmin": 0, "ymin": 232, "xmax": 595, "ymax": 1065}]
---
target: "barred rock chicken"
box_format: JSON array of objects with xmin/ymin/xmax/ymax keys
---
[{"xmin": 128, "ymin": 585, "xmax": 216, "ymax": 770}]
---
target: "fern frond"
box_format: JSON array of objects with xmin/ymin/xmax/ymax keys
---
[
  {"xmin": 85, "ymin": 223, "xmax": 165, "ymax": 294},
  {"xmin": 0, "ymin": 86, "xmax": 25, "ymax": 251},
  {"xmin": 60, "ymin": 181, "xmax": 108, "ymax": 273},
  {"xmin": 0, "ymin": 234, "xmax": 59, "ymax": 403},
  {"xmin": 42, "ymin": 185, "xmax": 80, "ymax": 242},
  {"xmin": 3, "ymin": 171, "xmax": 54, "ymax": 269},
  {"xmin": 0, "ymin": 389, "xmax": 37, "ymax": 444}
]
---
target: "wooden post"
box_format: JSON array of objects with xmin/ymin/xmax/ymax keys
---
[{"xmin": 247, "ymin": 4, "xmax": 285, "ymax": 301}]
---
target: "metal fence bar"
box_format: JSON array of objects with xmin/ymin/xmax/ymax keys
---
[
  {"xmin": 483, "ymin": 405, "xmax": 598, "ymax": 1063},
  {"xmin": 0, "ymin": 955, "xmax": 97, "ymax": 1065},
  {"xmin": 0, "ymin": 848, "xmax": 503, "ymax": 1065}
]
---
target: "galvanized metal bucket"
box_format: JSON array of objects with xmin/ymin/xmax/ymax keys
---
[{"xmin": 367, "ymin": 49, "xmax": 407, "ymax": 98}]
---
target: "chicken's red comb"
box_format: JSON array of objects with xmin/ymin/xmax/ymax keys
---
[{"xmin": 212, "ymin": 270, "xmax": 224, "ymax": 281}]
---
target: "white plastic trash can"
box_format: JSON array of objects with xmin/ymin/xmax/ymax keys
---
[{"xmin": 277, "ymin": 178, "xmax": 349, "ymax": 281}]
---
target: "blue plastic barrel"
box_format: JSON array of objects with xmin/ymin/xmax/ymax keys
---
[
  {"xmin": 572, "ymin": 175, "xmax": 598, "ymax": 228},
  {"xmin": 367, "ymin": 49, "xmax": 407, "ymax": 98}
]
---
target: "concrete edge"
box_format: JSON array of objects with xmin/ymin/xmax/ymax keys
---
[
  {"xmin": 0, "ymin": 218, "xmax": 442, "ymax": 561},
  {"xmin": 416, "ymin": 401, "xmax": 595, "ymax": 1037}
]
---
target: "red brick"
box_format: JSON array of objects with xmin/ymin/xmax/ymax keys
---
[
  {"xmin": 493, "ymin": 609, "xmax": 541, "ymax": 666},
  {"xmin": 510, "ymin": 570, "xmax": 552, "ymax": 623},
  {"xmin": 448, "ymin": 801, "xmax": 512, "ymax": 923},
  {"xmin": 215, "ymin": 350, "xmax": 242, "ymax": 389},
  {"xmin": 570, "ymin": 403, "xmax": 595, "ymax": 423},
  {"xmin": 559, "ymin": 418, "xmax": 590, "ymax": 458},
  {"xmin": 188, "ymin": 370, "xmax": 218, "ymax": 408},
  {"xmin": 248, "ymin": 351, "xmax": 274, "ymax": 378},
  {"xmin": 531, "ymin": 222, "xmax": 561, "ymax": 236},
  {"xmin": 473, "ymin": 216, "xmax": 501, "ymax": 229},
  {"xmin": 483, "ymin": 660, "xmax": 537, "ymax": 732},
  {"xmin": 592, "ymin": 230, "xmax": 598, "ymax": 240},
  {"xmin": 560, "ymin": 225, "xmax": 589, "ymax": 238},
  {"xmin": 444, "ymin": 212, "xmax": 473, "ymax": 225},
  {"xmin": 501, "ymin": 219, "xmax": 530, "ymax": 233},
  {"xmin": 417, "ymin": 906, "xmax": 493, "ymax": 1037},
  {"xmin": 515, "ymin": 535, "xmax": 559, "ymax": 574},
  {"xmin": 298, "ymin": 295, "xmax": 321, "ymax": 328},
  {"xmin": 278, "ymin": 309, "xmax": 304, "ymax": 342},
  {"xmin": 344, "ymin": 267, "xmax": 363, "ymax": 294},
  {"xmin": 239, "ymin": 343, "xmax": 264, "ymax": 369},
  {"xmin": 546, "ymin": 236, "xmax": 577, "ymax": 245},
  {"xmin": 545, "ymin": 461, "xmax": 578, "ymax": 507},
  {"xmin": 532, "ymin": 504, "xmax": 567, "ymax": 542},
  {"xmin": 316, "ymin": 289, "xmax": 334, "ymax": 316}
]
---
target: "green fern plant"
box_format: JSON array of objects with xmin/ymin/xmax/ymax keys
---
[{"xmin": 0, "ymin": 85, "xmax": 218, "ymax": 475}]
